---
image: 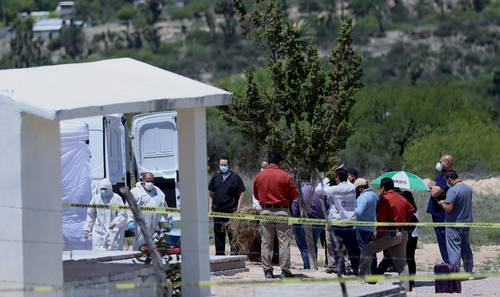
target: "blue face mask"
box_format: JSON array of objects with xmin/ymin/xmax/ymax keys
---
[
  {"xmin": 219, "ymin": 165, "xmax": 229, "ymax": 174},
  {"xmin": 100, "ymin": 189, "xmax": 110, "ymax": 198}
]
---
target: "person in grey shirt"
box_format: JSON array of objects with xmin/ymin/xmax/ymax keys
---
[{"xmin": 438, "ymin": 170, "xmax": 473, "ymax": 273}]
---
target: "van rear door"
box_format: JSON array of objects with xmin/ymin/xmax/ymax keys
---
[
  {"xmin": 131, "ymin": 112, "xmax": 178, "ymax": 180},
  {"xmin": 131, "ymin": 112, "xmax": 179, "ymax": 207},
  {"xmin": 105, "ymin": 115, "xmax": 127, "ymax": 186}
]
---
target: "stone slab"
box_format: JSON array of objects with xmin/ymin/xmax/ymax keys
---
[
  {"xmin": 63, "ymin": 250, "xmax": 141, "ymax": 263},
  {"xmin": 210, "ymin": 256, "xmax": 247, "ymax": 272}
]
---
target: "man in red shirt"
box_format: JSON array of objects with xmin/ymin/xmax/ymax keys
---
[
  {"xmin": 358, "ymin": 178, "xmax": 416, "ymax": 291},
  {"xmin": 253, "ymin": 152, "xmax": 298, "ymax": 279}
]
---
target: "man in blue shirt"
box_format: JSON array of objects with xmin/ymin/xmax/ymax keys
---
[
  {"xmin": 427, "ymin": 154, "xmax": 453, "ymax": 263},
  {"xmin": 354, "ymin": 178, "xmax": 378, "ymax": 273},
  {"xmin": 439, "ymin": 170, "xmax": 473, "ymax": 273}
]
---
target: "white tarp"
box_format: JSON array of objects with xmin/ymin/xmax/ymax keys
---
[{"xmin": 60, "ymin": 120, "xmax": 92, "ymax": 250}]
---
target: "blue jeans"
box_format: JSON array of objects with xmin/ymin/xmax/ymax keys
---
[
  {"xmin": 432, "ymin": 216, "xmax": 449, "ymax": 263},
  {"xmin": 293, "ymin": 224, "xmax": 322, "ymax": 269},
  {"xmin": 356, "ymin": 229, "xmax": 377, "ymax": 274}
]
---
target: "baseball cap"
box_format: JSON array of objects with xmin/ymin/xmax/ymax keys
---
[{"xmin": 353, "ymin": 178, "xmax": 368, "ymax": 188}]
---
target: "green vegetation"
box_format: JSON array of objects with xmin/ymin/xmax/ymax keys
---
[
  {"xmin": 1, "ymin": 0, "xmax": 499, "ymax": 180},
  {"xmin": 340, "ymin": 79, "xmax": 500, "ymax": 178}
]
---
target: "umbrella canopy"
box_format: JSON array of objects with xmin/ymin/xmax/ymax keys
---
[{"xmin": 371, "ymin": 171, "xmax": 430, "ymax": 191}]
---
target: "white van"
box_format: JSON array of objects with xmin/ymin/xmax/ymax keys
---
[
  {"xmin": 61, "ymin": 112, "xmax": 179, "ymax": 206},
  {"xmin": 131, "ymin": 111, "xmax": 180, "ymax": 208},
  {"xmin": 83, "ymin": 115, "xmax": 129, "ymax": 192}
]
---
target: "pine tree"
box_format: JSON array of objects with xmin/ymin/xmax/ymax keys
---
[{"xmin": 220, "ymin": 0, "xmax": 362, "ymax": 285}]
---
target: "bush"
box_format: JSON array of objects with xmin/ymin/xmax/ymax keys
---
[
  {"xmin": 186, "ymin": 30, "xmax": 212, "ymax": 45},
  {"xmin": 352, "ymin": 14, "xmax": 381, "ymax": 45}
]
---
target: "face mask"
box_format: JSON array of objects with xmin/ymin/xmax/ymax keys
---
[
  {"xmin": 144, "ymin": 182, "xmax": 154, "ymax": 191},
  {"xmin": 100, "ymin": 189, "xmax": 110, "ymax": 198},
  {"xmin": 435, "ymin": 162, "xmax": 443, "ymax": 172},
  {"xmin": 219, "ymin": 165, "xmax": 229, "ymax": 174},
  {"xmin": 446, "ymin": 181, "xmax": 453, "ymax": 188}
]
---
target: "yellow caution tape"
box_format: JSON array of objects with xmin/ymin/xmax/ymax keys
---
[
  {"xmin": 2, "ymin": 271, "xmax": 500, "ymax": 293},
  {"xmin": 115, "ymin": 283, "xmax": 136, "ymax": 289},
  {"xmin": 63, "ymin": 203, "xmax": 500, "ymax": 228}
]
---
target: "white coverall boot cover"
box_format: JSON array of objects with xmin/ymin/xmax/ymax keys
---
[
  {"xmin": 129, "ymin": 182, "xmax": 167, "ymax": 250},
  {"xmin": 84, "ymin": 179, "xmax": 128, "ymax": 251}
]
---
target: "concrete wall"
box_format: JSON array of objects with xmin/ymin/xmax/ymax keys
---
[{"xmin": 0, "ymin": 98, "xmax": 63, "ymax": 297}]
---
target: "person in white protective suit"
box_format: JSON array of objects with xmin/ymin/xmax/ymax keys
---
[
  {"xmin": 128, "ymin": 172, "xmax": 167, "ymax": 250},
  {"xmin": 83, "ymin": 179, "xmax": 127, "ymax": 251}
]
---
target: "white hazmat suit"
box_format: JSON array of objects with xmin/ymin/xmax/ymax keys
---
[
  {"xmin": 129, "ymin": 182, "xmax": 167, "ymax": 250},
  {"xmin": 83, "ymin": 179, "xmax": 127, "ymax": 251}
]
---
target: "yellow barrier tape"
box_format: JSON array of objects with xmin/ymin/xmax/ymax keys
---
[
  {"xmin": 2, "ymin": 271, "xmax": 500, "ymax": 293},
  {"xmin": 64, "ymin": 203, "xmax": 500, "ymax": 228},
  {"xmin": 115, "ymin": 283, "xmax": 136, "ymax": 289},
  {"xmin": 33, "ymin": 286, "xmax": 53, "ymax": 292}
]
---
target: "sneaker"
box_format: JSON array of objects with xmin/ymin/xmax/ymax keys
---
[
  {"xmin": 264, "ymin": 270, "xmax": 274, "ymax": 279},
  {"xmin": 324, "ymin": 267, "xmax": 335, "ymax": 274},
  {"xmin": 280, "ymin": 270, "xmax": 294, "ymax": 278}
]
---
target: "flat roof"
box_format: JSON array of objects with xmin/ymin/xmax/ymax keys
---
[
  {"xmin": 33, "ymin": 18, "xmax": 63, "ymax": 32},
  {"xmin": 0, "ymin": 58, "xmax": 232, "ymax": 120}
]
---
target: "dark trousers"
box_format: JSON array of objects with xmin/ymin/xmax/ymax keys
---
[
  {"xmin": 406, "ymin": 235, "xmax": 418, "ymax": 289},
  {"xmin": 214, "ymin": 218, "xmax": 236, "ymax": 255},
  {"xmin": 330, "ymin": 226, "xmax": 360, "ymax": 275},
  {"xmin": 432, "ymin": 216, "xmax": 449, "ymax": 263},
  {"xmin": 293, "ymin": 224, "xmax": 322, "ymax": 269}
]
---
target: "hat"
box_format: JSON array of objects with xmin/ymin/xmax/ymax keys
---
[
  {"xmin": 353, "ymin": 178, "xmax": 368, "ymax": 188},
  {"xmin": 99, "ymin": 178, "xmax": 113, "ymax": 192}
]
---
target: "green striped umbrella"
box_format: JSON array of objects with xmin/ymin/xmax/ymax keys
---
[{"xmin": 371, "ymin": 171, "xmax": 430, "ymax": 191}]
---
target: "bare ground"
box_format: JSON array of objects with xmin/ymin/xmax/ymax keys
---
[{"xmin": 210, "ymin": 243, "xmax": 500, "ymax": 297}]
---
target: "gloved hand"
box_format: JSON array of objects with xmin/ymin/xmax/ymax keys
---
[{"xmin": 127, "ymin": 221, "xmax": 136, "ymax": 231}]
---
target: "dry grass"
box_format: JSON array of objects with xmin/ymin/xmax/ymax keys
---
[{"xmin": 227, "ymin": 207, "xmax": 261, "ymax": 261}]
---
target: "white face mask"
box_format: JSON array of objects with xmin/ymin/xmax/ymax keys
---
[
  {"xmin": 144, "ymin": 182, "xmax": 154, "ymax": 191},
  {"xmin": 435, "ymin": 162, "xmax": 443, "ymax": 172}
]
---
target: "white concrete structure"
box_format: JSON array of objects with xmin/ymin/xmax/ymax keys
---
[
  {"xmin": 56, "ymin": 1, "xmax": 75, "ymax": 20},
  {"xmin": 0, "ymin": 58, "xmax": 231, "ymax": 297},
  {"xmin": 33, "ymin": 18, "xmax": 63, "ymax": 41}
]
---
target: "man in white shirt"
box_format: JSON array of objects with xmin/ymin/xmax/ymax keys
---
[{"xmin": 322, "ymin": 168, "xmax": 360, "ymax": 275}]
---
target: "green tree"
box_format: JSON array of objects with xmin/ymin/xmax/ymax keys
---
[
  {"xmin": 9, "ymin": 17, "xmax": 49, "ymax": 68},
  {"xmin": 221, "ymin": 0, "xmax": 362, "ymax": 278},
  {"xmin": 60, "ymin": 21, "xmax": 85, "ymax": 58},
  {"xmin": 352, "ymin": 0, "xmax": 386, "ymax": 33},
  {"xmin": 117, "ymin": 4, "xmax": 138, "ymax": 28},
  {"xmin": 141, "ymin": 0, "xmax": 165, "ymax": 53},
  {"xmin": 214, "ymin": 0, "xmax": 236, "ymax": 44},
  {"xmin": 341, "ymin": 81, "xmax": 489, "ymax": 173}
]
